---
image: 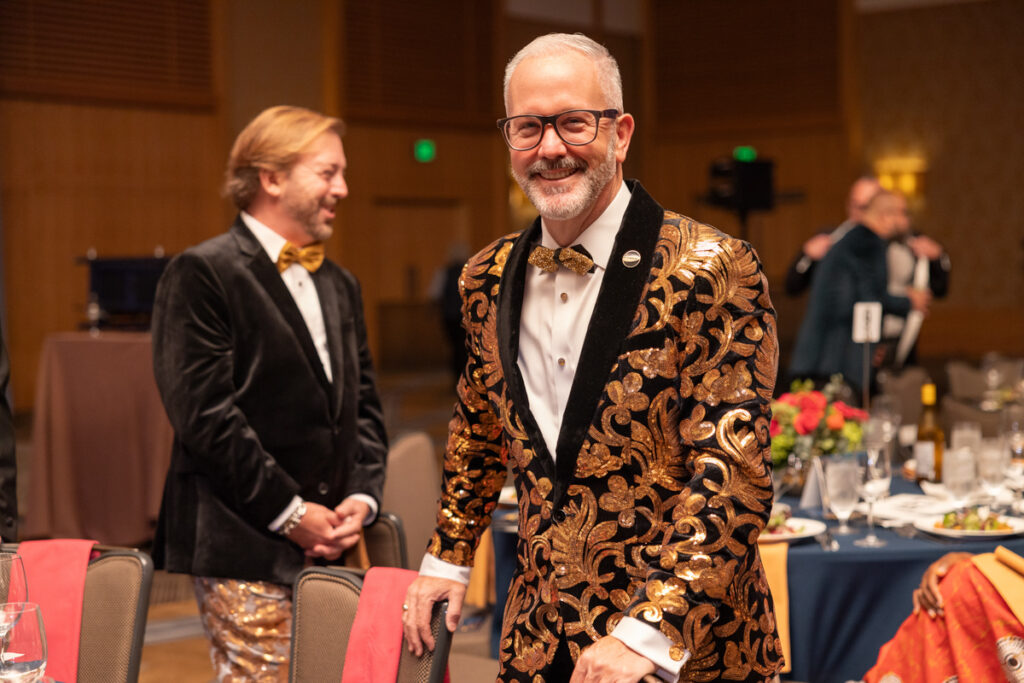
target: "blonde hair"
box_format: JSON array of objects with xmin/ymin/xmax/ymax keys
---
[
  {"xmin": 503, "ymin": 33, "xmax": 623, "ymax": 113},
  {"xmin": 224, "ymin": 105, "xmax": 345, "ymax": 209}
]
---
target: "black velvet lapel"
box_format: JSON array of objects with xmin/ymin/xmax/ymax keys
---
[
  {"xmin": 313, "ymin": 269, "xmax": 346, "ymax": 419},
  {"xmin": 552, "ymin": 180, "xmax": 665, "ymax": 502},
  {"xmin": 230, "ymin": 220, "xmax": 334, "ymax": 397},
  {"xmin": 497, "ymin": 219, "xmax": 558, "ymax": 482}
]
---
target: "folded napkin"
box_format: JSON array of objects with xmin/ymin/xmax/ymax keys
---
[
  {"xmin": 340, "ymin": 567, "xmax": 450, "ymax": 683},
  {"xmin": 757, "ymin": 541, "xmax": 790, "ymax": 673},
  {"xmin": 17, "ymin": 539, "xmax": 97, "ymax": 683},
  {"xmin": 972, "ymin": 546, "xmax": 1024, "ymax": 626}
]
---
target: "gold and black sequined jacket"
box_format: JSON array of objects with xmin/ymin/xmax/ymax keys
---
[{"xmin": 428, "ymin": 181, "xmax": 783, "ymax": 682}]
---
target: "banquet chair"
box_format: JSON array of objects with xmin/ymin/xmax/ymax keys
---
[
  {"xmin": 381, "ymin": 431, "xmax": 441, "ymax": 566},
  {"xmin": 289, "ymin": 566, "xmax": 451, "ymax": 683},
  {"xmin": 0, "ymin": 542, "xmax": 153, "ymax": 683},
  {"xmin": 364, "ymin": 511, "xmax": 409, "ymax": 568}
]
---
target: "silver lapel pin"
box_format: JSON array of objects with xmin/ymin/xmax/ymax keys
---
[{"xmin": 621, "ymin": 250, "xmax": 641, "ymax": 268}]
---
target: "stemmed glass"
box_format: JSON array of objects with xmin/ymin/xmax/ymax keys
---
[
  {"xmin": 824, "ymin": 456, "xmax": 860, "ymax": 535},
  {"xmin": 0, "ymin": 603, "xmax": 46, "ymax": 682},
  {"xmin": 0, "ymin": 555, "xmax": 27, "ymax": 605},
  {"xmin": 1003, "ymin": 405, "xmax": 1024, "ymax": 460},
  {"xmin": 977, "ymin": 437, "xmax": 1011, "ymax": 506},
  {"xmin": 855, "ymin": 421, "xmax": 892, "ymax": 548}
]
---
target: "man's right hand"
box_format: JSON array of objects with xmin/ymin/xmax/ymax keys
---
[
  {"xmin": 802, "ymin": 233, "xmax": 832, "ymax": 261},
  {"xmin": 907, "ymin": 287, "xmax": 931, "ymax": 314},
  {"xmin": 402, "ymin": 576, "xmax": 467, "ymax": 657},
  {"xmin": 285, "ymin": 502, "xmax": 344, "ymax": 560}
]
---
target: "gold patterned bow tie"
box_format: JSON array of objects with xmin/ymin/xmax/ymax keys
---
[
  {"xmin": 528, "ymin": 244, "xmax": 595, "ymax": 276},
  {"xmin": 276, "ymin": 241, "xmax": 325, "ymax": 273}
]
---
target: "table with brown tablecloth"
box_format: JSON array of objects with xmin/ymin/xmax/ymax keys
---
[{"xmin": 26, "ymin": 331, "xmax": 173, "ymax": 545}]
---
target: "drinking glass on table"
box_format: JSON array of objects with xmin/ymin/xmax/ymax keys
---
[
  {"xmin": 977, "ymin": 437, "xmax": 1011, "ymax": 505},
  {"xmin": 944, "ymin": 446, "xmax": 975, "ymax": 508},
  {"xmin": 854, "ymin": 441, "xmax": 892, "ymax": 548},
  {"xmin": 824, "ymin": 456, "xmax": 860, "ymax": 535},
  {"xmin": 950, "ymin": 421, "xmax": 982, "ymax": 453},
  {"xmin": 0, "ymin": 555, "xmax": 27, "ymax": 605},
  {"xmin": 1003, "ymin": 405, "xmax": 1024, "ymax": 460},
  {"xmin": 0, "ymin": 603, "xmax": 46, "ymax": 682}
]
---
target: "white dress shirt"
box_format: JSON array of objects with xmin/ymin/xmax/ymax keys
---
[
  {"xmin": 418, "ymin": 184, "xmax": 683, "ymax": 679},
  {"xmin": 241, "ymin": 212, "xmax": 377, "ymax": 529}
]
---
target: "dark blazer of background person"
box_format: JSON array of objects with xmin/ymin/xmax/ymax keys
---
[
  {"xmin": 0, "ymin": 324, "xmax": 16, "ymax": 540},
  {"xmin": 788, "ymin": 223, "xmax": 912, "ymax": 394},
  {"xmin": 150, "ymin": 217, "xmax": 388, "ymax": 584}
]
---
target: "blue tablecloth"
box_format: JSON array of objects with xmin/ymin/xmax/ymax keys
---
[
  {"xmin": 489, "ymin": 482, "xmax": 1024, "ymax": 682},
  {"xmin": 783, "ymin": 480, "xmax": 1024, "ymax": 682}
]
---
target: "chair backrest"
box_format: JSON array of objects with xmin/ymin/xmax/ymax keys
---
[
  {"xmin": 381, "ymin": 432, "xmax": 441, "ymax": 564},
  {"xmin": 290, "ymin": 566, "xmax": 450, "ymax": 683},
  {"xmin": 881, "ymin": 365, "xmax": 929, "ymax": 427},
  {"xmin": 947, "ymin": 360, "xmax": 986, "ymax": 401},
  {"xmin": 365, "ymin": 511, "xmax": 408, "ymax": 569},
  {"xmin": 78, "ymin": 547, "xmax": 154, "ymax": 683},
  {"xmin": 0, "ymin": 543, "xmax": 153, "ymax": 683}
]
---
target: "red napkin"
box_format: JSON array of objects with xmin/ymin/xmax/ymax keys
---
[
  {"xmin": 340, "ymin": 567, "xmax": 450, "ymax": 683},
  {"xmin": 17, "ymin": 539, "xmax": 97, "ymax": 683}
]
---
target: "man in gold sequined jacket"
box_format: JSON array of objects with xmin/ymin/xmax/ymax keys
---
[{"xmin": 403, "ymin": 33, "xmax": 783, "ymax": 683}]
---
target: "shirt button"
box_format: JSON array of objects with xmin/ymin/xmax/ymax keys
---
[
  {"xmin": 560, "ymin": 292, "xmax": 568, "ymax": 303},
  {"xmin": 557, "ymin": 358, "xmax": 565, "ymax": 367},
  {"xmin": 318, "ymin": 482, "xmax": 329, "ymax": 495}
]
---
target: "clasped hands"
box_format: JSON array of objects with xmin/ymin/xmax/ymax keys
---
[
  {"xmin": 401, "ymin": 576, "xmax": 658, "ymax": 682},
  {"xmin": 285, "ymin": 498, "xmax": 369, "ymax": 561}
]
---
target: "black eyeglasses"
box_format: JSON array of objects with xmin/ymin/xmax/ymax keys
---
[{"xmin": 496, "ymin": 109, "xmax": 620, "ymax": 151}]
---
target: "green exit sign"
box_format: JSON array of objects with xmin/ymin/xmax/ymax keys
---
[
  {"xmin": 414, "ymin": 139, "xmax": 436, "ymax": 163},
  {"xmin": 733, "ymin": 146, "xmax": 757, "ymax": 162}
]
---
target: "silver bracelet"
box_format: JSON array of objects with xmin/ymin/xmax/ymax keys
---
[{"xmin": 278, "ymin": 501, "xmax": 307, "ymax": 537}]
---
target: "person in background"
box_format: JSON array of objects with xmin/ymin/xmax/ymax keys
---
[
  {"xmin": 0, "ymin": 322, "xmax": 16, "ymax": 541},
  {"xmin": 788, "ymin": 190, "xmax": 931, "ymax": 397},
  {"xmin": 784, "ymin": 176, "xmax": 881, "ymax": 296},
  {"xmin": 864, "ymin": 548, "xmax": 1024, "ymax": 682},
  {"xmin": 151, "ymin": 105, "xmax": 388, "ymax": 681},
  {"xmin": 402, "ymin": 32, "xmax": 782, "ymax": 682}
]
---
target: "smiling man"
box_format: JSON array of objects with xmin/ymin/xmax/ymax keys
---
[
  {"xmin": 403, "ymin": 34, "xmax": 783, "ymax": 682},
  {"xmin": 151, "ymin": 105, "xmax": 388, "ymax": 681}
]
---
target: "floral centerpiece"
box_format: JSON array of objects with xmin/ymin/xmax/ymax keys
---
[{"xmin": 770, "ymin": 376, "xmax": 868, "ymax": 486}]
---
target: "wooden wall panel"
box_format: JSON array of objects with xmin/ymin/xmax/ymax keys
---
[{"xmin": 0, "ymin": 100, "xmax": 225, "ymax": 411}]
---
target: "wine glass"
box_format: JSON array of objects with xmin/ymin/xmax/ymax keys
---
[
  {"xmin": 977, "ymin": 437, "xmax": 1011, "ymax": 505},
  {"xmin": 854, "ymin": 436, "xmax": 892, "ymax": 548},
  {"xmin": 0, "ymin": 603, "xmax": 46, "ymax": 682},
  {"xmin": 944, "ymin": 446, "xmax": 975, "ymax": 508},
  {"xmin": 0, "ymin": 555, "xmax": 28, "ymax": 606},
  {"xmin": 1003, "ymin": 405, "xmax": 1024, "ymax": 461},
  {"xmin": 824, "ymin": 456, "xmax": 860, "ymax": 535}
]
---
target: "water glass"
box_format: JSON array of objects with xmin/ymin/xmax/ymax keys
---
[
  {"xmin": 950, "ymin": 421, "xmax": 982, "ymax": 453},
  {"xmin": 977, "ymin": 437, "xmax": 1011, "ymax": 503},
  {"xmin": 1004, "ymin": 405, "xmax": 1024, "ymax": 460},
  {"xmin": 0, "ymin": 555, "xmax": 27, "ymax": 605},
  {"xmin": 943, "ymin": 446, "xmax": 975, "ymax": 508},
  {"xmin": 854, "ymin": 447, "xmax": 892, "ymax": 548},
  {"xmin": 0, "ymin": 602, "xmax": 46, "ymax": 682},
  {"xmin": 825, "ymin": 457, "xmax": 860, "ymax": 536}
]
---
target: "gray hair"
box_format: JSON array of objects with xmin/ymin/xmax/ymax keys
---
[{"xmin": 503, "ymin": 33, "xmax": 623, "ymax": 114}]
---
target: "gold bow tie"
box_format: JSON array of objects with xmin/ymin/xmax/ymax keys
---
[
  {"xmin": 276, "ymin": 241, "xmax": 325, "ymax": 273},
  {"xmin": 528, "ymin": 244, "xmax": 595, "ymax": 276}
]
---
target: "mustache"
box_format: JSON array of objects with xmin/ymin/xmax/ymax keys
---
[{"xmin": 526, "ymin": 157, "xmax": 586, "ymax": 176}]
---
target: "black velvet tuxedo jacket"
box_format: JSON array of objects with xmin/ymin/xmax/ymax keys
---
[
  {"xmin": 151, "ymin": 217, "xmax": 388, "ymax": 585},
  {"xmin": 429, "ymin": 181, "xmax": 783, "ymax": 681}
]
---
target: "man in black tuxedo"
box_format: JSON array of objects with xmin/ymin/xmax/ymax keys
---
[{"xmin": 151, "ymin": 105, "xmax": 388, "ymax": 681}]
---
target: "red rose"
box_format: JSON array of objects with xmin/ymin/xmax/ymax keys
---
[
  {"xmin": 797, "ymin": 391, "xmax": 827, "ymax": 413},
  {"xmin": 770, "ymin": 418, "xmax": 782, "ymax": 437},
  {"xmin": 777, "ymin": 392, "xmax": 799, "ymax": 407},
  {"xmin": 794, "ymin": 410, "xmax": 823, "ymax": 435},
  {"xmin": 833, "ymin": 401, "xmax": 868, "ymax": 422}
]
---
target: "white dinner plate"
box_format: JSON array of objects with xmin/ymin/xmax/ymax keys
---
[
  {"xmin": 758, "ymin": 517, "xmax": 827, "ymax": 544},
  {"xmin": 913, "ymin": 515, "xmax": 1024, "ymax": 539}
]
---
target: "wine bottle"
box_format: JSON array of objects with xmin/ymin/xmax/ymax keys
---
[{"xmin": 914, "ymin": 383, "xmax": 944, "ymax": 483}]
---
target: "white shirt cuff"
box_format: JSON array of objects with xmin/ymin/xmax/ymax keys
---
[
  {"xmin": 611, "ymin": 616, "xmax": 689, "ymax": 682},
  {"xmin": 418, "ymin": 553, "xmax": 472, "ymax": 585},
  {"xmin": 345, "ymin": 493, "xmax": 379, "ymax": 526},
  {"xmin": 268, "ymin": 495, "xmax": 304, "ymax": 531}
]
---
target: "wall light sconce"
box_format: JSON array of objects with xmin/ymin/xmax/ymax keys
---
[{"xmin": 874, "ymin": 156, "xmax": 927, "ymax": 201}]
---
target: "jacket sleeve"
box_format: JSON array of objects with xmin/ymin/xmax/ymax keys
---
[
  {"xmin": 152, "ymin": 252, "xmax": 300, "ymax": 528},
  {"xmin": 621, "ymin": 237, "xmax": 779, "ymax": 664},
  {"xmin": 426, "ymin": 247, "xmax": 509, "ymax": 566},
  {"xmin": 342, "ymin": 274, "xmax": 388, "ymax": 506}
]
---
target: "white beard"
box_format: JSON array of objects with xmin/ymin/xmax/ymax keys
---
[{"xmin": 513, "ymin": 138, "xmax": 617, "ymax": 221}]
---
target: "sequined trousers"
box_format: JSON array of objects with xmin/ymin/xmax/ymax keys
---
[{"xmin": 193, "ymin": 577, "xmax": 292, "ymax": 682}]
